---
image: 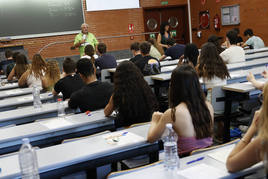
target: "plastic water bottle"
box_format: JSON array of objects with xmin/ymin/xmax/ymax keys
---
[
  {"xmin": 32, "ymin": 85, "xmax": 42, "ymax": 108},
  {"xmin": 18, "ymin": 138, "xmax": 40, "ymax": 179},
  {"xmin": 57, "ymin": 98, "xmax": 65, "ymax": 118},
  {"xmin": 164, "ymin": 123, "xmax": 179, "ymax": 170}
]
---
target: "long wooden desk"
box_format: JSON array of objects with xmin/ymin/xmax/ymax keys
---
[
  {"xmin": 0, "ymin": 92, "xmax": 54, "ymax": 112},
  {"xmin": 0, "ymin": 110, "xmax": 115, "ymax": 155},
  {"xmin": 109, "ymin": 141, "xmax": 263, "ymax": 179},
  {"xmin": 0, "ymin": 124, "xmax": 159, "ymax": 179},
  {"xmin": 0, "ymin": 101, "xmax": 72, "ymax": 127},
  {"xmin": 0, "ymin": 87, "xmax": 33, "ymax": 99}
]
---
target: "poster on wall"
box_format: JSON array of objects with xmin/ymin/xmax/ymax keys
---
[
  {"xmin": 199, "ymin": 11, "xmax": 210, "ymax": 29},
  {"xmin": 221, "ymin": 5, "xmax": 240, "ymax": 25}
]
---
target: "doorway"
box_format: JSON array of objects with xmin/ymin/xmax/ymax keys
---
[{"xmin": 143, "ymin": 6, "xmax": 189, "ymax": 44}]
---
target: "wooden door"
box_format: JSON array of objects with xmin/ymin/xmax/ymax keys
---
[{"xmin": 144, "ymin": 6, "xmax": 189, "ymax": 44}]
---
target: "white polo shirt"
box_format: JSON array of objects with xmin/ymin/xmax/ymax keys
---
[{"xmin": 220, "ymin": 45, "xmax": 245, "ymax": 64}]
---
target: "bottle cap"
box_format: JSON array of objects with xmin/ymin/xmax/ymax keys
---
[
  {"xmin": 57, "ymin": 98, "xmax": 62, "ymax": 102},
  {"xmin": 22, "ymin": 138, "xmax": 30, "ymax": 144},
  {"xmin": 166, "ymin": 123, "xmax": 172, "ymax": 129}
]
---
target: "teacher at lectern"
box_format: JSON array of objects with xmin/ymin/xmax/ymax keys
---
[{"xmin": 74, "ymin": 23, "xmax": 98, "ymax": 57}]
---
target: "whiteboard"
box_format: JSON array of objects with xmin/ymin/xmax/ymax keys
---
[{"xmin": 86, "ymin": 0, "xmax": 140, "ymax": 11}]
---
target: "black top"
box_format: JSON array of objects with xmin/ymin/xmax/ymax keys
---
[
  {"xmin": 95, "ymin": 54, "xmax": 117, "ymax": 70},
  {"xmin": 237, "ymin": 36, "xmax": 243, "ymax": 43},
  {"xmin": 54, "ymin": 74, "xmax": 84, "ymax": 100},
  {"xmin": 129, "ymin": 54, "xmax": 143, "ymax": 64},
  {"xmin": 134, "ymin": 55, "xmax": 160, "ymax": 76},
  {"xmin": 165, "ymin": 44, "xmax": 185, "ymax": 60},
  {"xmin": 0, "ymin": 59, "xmax": 15, "ymax": 76},
  {"xmin": 68, "ymin": 80, "xmax": 113, "ymax": 112}
]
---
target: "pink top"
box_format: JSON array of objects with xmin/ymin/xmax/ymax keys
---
[{"xmin": 177, "ymin": 136, "xmax": 212, "ymax": 155}]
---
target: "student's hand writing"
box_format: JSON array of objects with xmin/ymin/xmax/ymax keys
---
[{"xmin": 247, "ymin": 72, "xmax": 255, "ymax": 82}]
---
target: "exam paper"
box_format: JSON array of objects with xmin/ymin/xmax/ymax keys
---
[
  {"xmin": 207, "ymin": 147, "xmax": 233, "ymax": 163},
  {"xmin": 103, "ymin": 131, "xmax": 144, "ymax": 146},
  {"xmin": 179, "ymin": 163, "xmax": 226, "ymax": 179},
  {"xmin": 40, "ymin": 119, "xmax": 72, "ymax": 129}
]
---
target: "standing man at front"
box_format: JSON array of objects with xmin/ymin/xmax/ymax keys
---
[{"xmin": 74, "ymin": 23, "xmax": 98, "ymax": 57}]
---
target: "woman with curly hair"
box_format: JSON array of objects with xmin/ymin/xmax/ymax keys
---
[
  {"xmin": 18, "ymin": 54, "xmax": 47, "ymax": 88},
  {"xmin": 42, "ymin": 60, "xmax": 60, "ymax": 91},
  {"xmin": 157, "ymin": 22, "xmax": 171, "ymax": 52},
  {"xmin": 104, "ymin": 61, "xmax": 158, "ymax": 128},
  {"xmin": 8, "ymin": 53, "xmax": 29, "ymax": 81},
  {"xmin": 197, "ymin": 42, "xmax": 230, "ymax": 89},
  {"xmin": 148, "ymin": 65, "xmax": 214, "ymax": 156}
]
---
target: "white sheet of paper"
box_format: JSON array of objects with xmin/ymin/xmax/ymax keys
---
[
  {"xmin": 17, "ymin": 96, "xmax": 32, "ymax": 102},
  {"xmin": 5, "ymin": 89, "xmax": 23, "ymax": 95},
  {"xmin": 207, "ymin": 147, "xmax": 233, "ymax": 163},
  {"xmin": 103, "ymin": 131, "xmax": 144, "ymax": 146},
  {"xmin": 40, "ymin": 119, "xmax": 72, "ymax": 129},
  {"xmin": 179, "ymin": 163, "xmax": 226, "ymax": 179}
]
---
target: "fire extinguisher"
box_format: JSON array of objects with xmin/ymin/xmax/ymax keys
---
[{"xmin": 214, "ymin": 14, "xmax": 220, "ymax": 31}]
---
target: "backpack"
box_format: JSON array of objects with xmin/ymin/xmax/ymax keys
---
[{"xmin": 143, "ymin": 59, "xmax": 161, "ymax": 75}]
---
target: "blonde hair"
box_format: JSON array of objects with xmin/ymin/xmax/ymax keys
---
[
  {"xmin": 45, "ymin": 60, "xmax": 60, "ymax": 90},
  {"xmin": 30, "ymin": 54, "xmax": 47, "ymax": 78},
  {"xmin": 259, "ymin": 83, "xmax": 268, "ymax": 140}
]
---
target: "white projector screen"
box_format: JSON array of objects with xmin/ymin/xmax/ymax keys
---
[{"xmin": 86, "ymin": 0, "xmax": 140, "ymax": 11}]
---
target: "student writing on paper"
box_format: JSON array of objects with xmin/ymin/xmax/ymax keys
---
[
  {"xmin": 68, "ymin": 58, "xmax": 113, "ymax": 112},
  {"xmin": 226, "ymin": 82, "xmax": 268, "ymax": 172},
  {"xmin": 104, "ymin": 61, "xmax": 158, "ymax": 128},
  {"xmin": 8, "ymin": 53, "xmax": 29, "ymax": 81},
  {"xmin": 41, "ymin": 60, "xmax": 60, "ymax": 92},
  {"xmin": 18, "ymin": 54, "xmax": 47, "ymax": 88},
  {"xmin": 196, "ymin": 42, "xmax": 230, "ymax": 102},
  {"xmin": 53, "ymin": 58, "xmax": 84, "ymax": 100},
  {"xmin": 147, "ymin": 65, "xmax": 214, "ymax": 156}
]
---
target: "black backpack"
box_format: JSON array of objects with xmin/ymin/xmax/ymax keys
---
[{"xmin": 143, "ymin": 58, "xmax": 161, "ymax": 75}]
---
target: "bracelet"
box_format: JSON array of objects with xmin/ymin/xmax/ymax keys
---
[{"xmin": 241, "ymin": 138, "xmax": 249, "ymax": 144}]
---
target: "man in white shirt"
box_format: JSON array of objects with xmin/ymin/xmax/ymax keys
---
[{"xmin": 220, "ymin": 30, "xmax": 245, "ymax": 64}]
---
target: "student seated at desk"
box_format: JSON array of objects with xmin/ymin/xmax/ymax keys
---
[
  {"xmin": 53, "ymin": 58, "xmax": 84, "ymax": 100},
  {"xmin": 7, "ymin": 53, "xmax": 29, "ymax": 81},
  {"xmin": 41, "ymin": 60, "xmax": 60, "ymax": 91},
  {"xmin": 196, "ymin": 42, "xmax": 230, "ymax": 98},
  {"xmin": 129, "ymin": 42, "xmax": 143, "ymax": 64},
  {"xmin": 81, "ymin": 44, "xmax": 96, "ymax": 63},
  {"xmin": 134, "ymin": 42, "xmax": 161, "ymax": 76},
  {"xmin": 68, "ymin": 58, "xmax": 113, "ymax": 112},
  {"xmin": 0, "ymin": 50, "xmax": 16, "ymax": 77},
  {"xmin": 179, "ymin": 43, "xmax": 199, "ymax": 67},
  {"xmin": 147, "ymin": 38, "xmax": 162, "ymax": 59},
  {"xmin": 243, "ymin": 28, "xmax": 265, "ymax": 49},
  {"xmin": 104, "ymin": 61, "xmax": 158, "ymax": 128},
  {"xmin": 95, "ymin": 43, "xmax": 117, "ymax": 70},
  {"xmin": 18, "ymin": 54, "xmax": 47, "ymax": 88},
  {"xmin": 247, "ymin": 70, "xmax": 268, "ymax": 91},
  {"xmin": 220, "ymin": 30, "xmax": 245, "ymax": 64},
  {"xmin": 147, "ymin": 65, "xmax": 214, "ymax": 156},
  {"xmin": 159, "ymin": 38, "xmax": 185, "ymax": 61},
  {"xmin": 226, "ymin": 82, "xmax": 268, "ymax": 172}
]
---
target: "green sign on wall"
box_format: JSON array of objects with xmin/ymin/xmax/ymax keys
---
[{"xmin": 161, "ymin": 1, "xmax": 168, "ymax": 5}]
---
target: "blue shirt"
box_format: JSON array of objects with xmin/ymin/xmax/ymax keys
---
[
  {"xmin": 95, "ymin": 54, "xmax": 117, "ymax": 70},
  {"xmin": 245, "ymin": 36, "xmax": 265, "ymax": 49},
  {"xmin": 165, "ymin": 44, "xmax": 185, "ymax": 60}
]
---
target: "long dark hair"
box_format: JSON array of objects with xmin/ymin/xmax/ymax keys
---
[
  {"xmin": 197, "ymin": 42, "xmax": 230, "ymax": 80},
  {"xmin": 169, "ymin": 65, "xmax": 212, "ymax": 139},
  {"xmin": 160, "ymin": 22, "xmax": 170, "ymax": 35},
  {"xmin": 184, "ymin": 43, "xmax": 199, "ymax": 67},
  {"xmin": 113, "ymin": 61, "xmax": 158, "ymax": 125}
]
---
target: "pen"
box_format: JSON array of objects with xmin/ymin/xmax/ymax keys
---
[{"xmin": 186, "ymin": 157, "xmax": 204, "ymax": 165}]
